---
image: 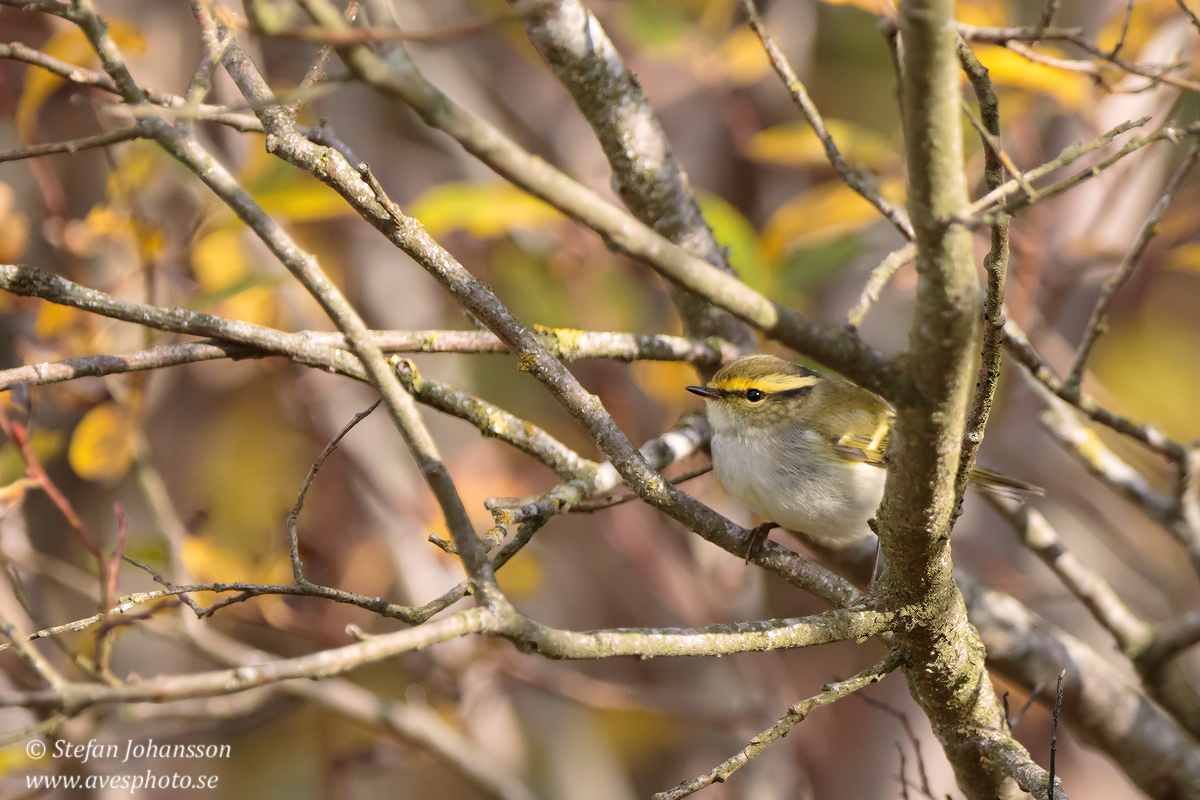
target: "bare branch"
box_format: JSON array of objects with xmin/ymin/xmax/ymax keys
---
[
  {"xmin": 1003, "ymin": 316, "xmax": 1185, "ymax": 461},
  {"xmin": 654, "ymin": 654, "xmax": 900, "ymax": 799},
  {"xmin": 282, "ymin": 0, "xmax": 902, "ymax": 399},
  {"xmin": 845, "ymin": 243, "xmax": 916, "ymax": 331},
  {"xmin": 0, "ymin": 124, "xmax": 150, "ymax": 163},
  {"xmin": 742, "ymin": 0, "xmax": 913, "ymax": 240},
  {"xmin": 985, "ymin": 493, "xmax": 1151, "ymax": 654},
  {"xmin": 955, "ymin": 41, "xmax": 1011, "ymax": 503},
  {"xmin": 1066, "ymin": 143, "xmax": 1200, "ymax": 388},
  {"xmin": 883, "ymin": 2, "xmax": 1047, "ymax": 796},
  {"xmin": 965, "ymin": 577, "xmax": 1200, "ymax": 798},
  {"xmin": 515, "ymin": 0, "xmax": 756, "ymax": 355},
  {"xmin": 0, "ymin": 604, "xmax": 892, "ymax": 712}
]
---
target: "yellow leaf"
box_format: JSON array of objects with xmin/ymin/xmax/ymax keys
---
[
  {"xmin": 1092, "ymin": 315, "xmax": 1200, "ymax": 441},
  {"xmin": 0, "ymin": 182, "xmax": 30, "ymax": 262},
  {"xmin": 34, "ymin": 301, "xmax": 82, "ymax": 339},
  {"xmin": 0, "ymin": 478, "xmax": 39, "ymax": 517},
  {"xmin": 972, "ymin": 45, "xmax": 1093, "ymax": 111},
  {"xmin": 408, "ymin": 182, "xmax": 565, "ymax": 238},
  {"xmin": 181, "ymin": 537, "xmax": 292, "ymax": 623},
  {"xmin": 747, "ymin": 119, "xmax": 899, "ymax": 169},
  {"xmin": 192, "ymin": 228, "xmax": 250, "ymax": 289},
  {"xmin": 1097, "ymin": 0, "xmax": 1179, "ymax": 54},
  {"xmin": 817, "ymin": 0, "xmax": 896, "ymax": 16},
  {"xmin": 0, "ymin": 741, "xmax": 39, "ymax": 778},
  {"xmin": 105, "ymin": 147, "xmax": 159, "ymax": 196},
  {"xmin": 689, "ymin": 27, "xmax": 772, "ymax": 85},
  {"xmin": 78, "ymin": 204, "xmax": 163, "ymax": 260},
  {"xmin": 181, "ymin": 536, "xmax": 246, "ymax": 584},
  {"xmin": 956, "ymin": 0, "xmax": 1008, "ymax": 28},
  {"xmin": 598, "ymin": 708, "xmax": 676, "ymax": 758},
  {"xmin": 1165, "ymin": 243, "xmax": 1200, "ymax": 274},
  {"xmin": 16, "ymin": 19, "xmax": 145, "ymax": 141},
  {"xmin": 252, "ymin": 181, "xmax": 356, "ymax": 223},
  {"xmin": 631, "ymin": 360, "xmax": 699, "ymax": 416},
  {"xmin": 762, "ymin": 178, "xmax": 904, "ymax": 258},
  {"xmin": 495, "ymin": 550, "xmax": 544, "ymax": 598},
  {"xmin": 191, "ymin": 228, "xmax": 279, "ymax": 325},
  {"xmin": 68, "ymin": 402, "xmax": 138, "ymax": 483}
]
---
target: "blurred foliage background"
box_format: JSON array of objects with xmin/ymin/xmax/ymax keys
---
[{"xmin": 1, "ymin": 0, "xmax": 1199, "ymax": 797}]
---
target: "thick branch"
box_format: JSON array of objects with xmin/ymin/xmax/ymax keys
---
[
  {"xmin": 881, "ymin": 3, "xmax": 1039, "ymax": 797},
  {"xmin": 517, "ymin": 0, "xmax": 755, "ymax": 357},
  {"xmin": 965, "ymin": 578, "xmax": 1200, "ymax": 800}
]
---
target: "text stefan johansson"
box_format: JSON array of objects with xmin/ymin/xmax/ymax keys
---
[{"xmin": 55, "ymin": 739, "xmax": 232, "ymax": 763}]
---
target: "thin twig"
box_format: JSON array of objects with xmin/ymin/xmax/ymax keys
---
[
  {"xmin": 1177, "ymin": 0, "xmax": 1200, "ymax": 34},
  {"xmin": 572, "ymin": 465, "xmax": 712, "ymax": 512},
  {"xmin": 1003, "ymin": 316, "xmax": 1183, "ymax": 460},
  {"xmin": 1066, "ymin": 143, "xmax": 1200, "ymax": 389},
  {"xmin": 955, "ymin": 40, "xmax": 1012, "ymax": 504},
  {"xmin": 1049, "ymin": 669, "xmax": 1066, "ymax": 799},
  {"xmin": 1110, "ymin": 0, "xmax": 1137, "ymax": 58},
  {"xmin": 961, "ymin": 117, "xmax": 1146, "ymax": 220},
  {"xmin": 970, "ymin": 121, "xmax": 1200, "ymax": 225},
  {"xmin": 860, "ymin": 696, "xmax": 935, "ymax": 798},
  {"xmin": 0, "ymin": 327, "xmax": 734, "ymax": 392},
  {"xmin": 652, "ymin": 655, "xmax": 899, "ymax": 799},
  {"xmin": 0, "ymin": 124, "xmax": 150, "ymax": 163},
  {"xmin": 957, "ymin": 24, "xmax": 1084, "ymax": 43},
  {"xmin": 845, "ymin": 243, "xmax": 916, "ymax": 331},
  {"xmin": 1035, "ymin": 0, "xmax": 1062, "ymax": 39},
  {"xmin": 985, "ymin": 492, "xmax": 1151, "ymax": 655},
  {"xmin": 741, "ymin": 0, "xmax": 912, "ymax": 240},
  {"xmin": 1033, "ymin": 376, "xmax": 1200, "ymax": 573},
  {"xmin": 265, "ymin": 0, "xmax": 541, "ymax": 44},
  {"xmin": 1009, "ymin": 682, "xmax": 1045, "ymax": 729},
  {"xmin": 287, "ymin": 400, "xmax": 380, "ymax": 583}
]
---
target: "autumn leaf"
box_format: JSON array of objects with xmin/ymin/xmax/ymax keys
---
[
  {"xmin": 495, "ymin": 549, "xmax": 544, "ymax": 598},
  {"xmin": 687, "ymin": 27, "xmax": 772, "ymax": 85},
  {"xmin": 695, "ymin": 191, "xmax": 768, "ymax": 290},
  {"xmin": 972, "ymin": 45, "xmax": 1094, "ymax": 111},
  {"xmin": 68, "ymin": 402, "xmax": 138, "ymax": 483},
  {"xmin": 762, "ymin": 178, "xmax": 904, "ymax": 258},
  {"xmin": 16, "ymin": 20, "xmax": 145, "ymax": 141},
  {"xmin": 191, "ymin": 227, "xmax": 280, "ymax": 326},
  {"xmin": 747, "ymin": 119, "xmax": 900, "ymax": 169},
  {"xmin": 408, "ymin": 182, "xmax": 565, "ymax": 238},
  {"xmin": 0, "ymin": 478, "xmax": 39, "ymax": 517}
]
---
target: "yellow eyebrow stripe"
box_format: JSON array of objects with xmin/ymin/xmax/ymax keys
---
[{"xmin": 717, "ymin": 375, "xmax": 819, "ymax": 394}]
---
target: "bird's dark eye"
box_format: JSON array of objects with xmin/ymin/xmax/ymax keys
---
[{"xmin": 745, "ymin": 388, "xmax": 765, "ymax": 402}]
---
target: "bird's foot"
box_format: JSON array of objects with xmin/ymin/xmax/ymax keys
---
[{"xmin": 744, "ymin": 521, "xmax": 779, "ymax": 563}]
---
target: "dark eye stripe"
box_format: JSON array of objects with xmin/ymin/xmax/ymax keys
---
[{"xmin": 777, "ymin": 386, "xmax": 814, "ymax": 399}]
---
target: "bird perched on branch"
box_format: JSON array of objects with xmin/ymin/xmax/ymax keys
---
[{"xmin": 687, "ymin": 354, "xmax": 1041, "ymax": 555}]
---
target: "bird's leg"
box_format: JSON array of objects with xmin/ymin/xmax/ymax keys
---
[
  {"xmin": 867, "ymin": 518, "xmax": 882, "ymax": 591},
  {"xmin": 744, "ymin": 521, "xmax": 779, "ymax": 563}
]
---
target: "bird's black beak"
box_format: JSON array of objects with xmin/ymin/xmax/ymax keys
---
[{"xmin": 686, "ymin": 385, "xmax": 721, "ymax": 400}]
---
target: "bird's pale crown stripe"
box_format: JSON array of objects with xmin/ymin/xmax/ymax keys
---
[{"xmin": 714, "ymin": 375, "xmax": 819, "ymax": 394}]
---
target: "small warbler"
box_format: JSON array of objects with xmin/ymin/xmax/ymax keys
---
[{"xmin": 686, "ymin": 354, "xmax": 1041, "ymax": 550}]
